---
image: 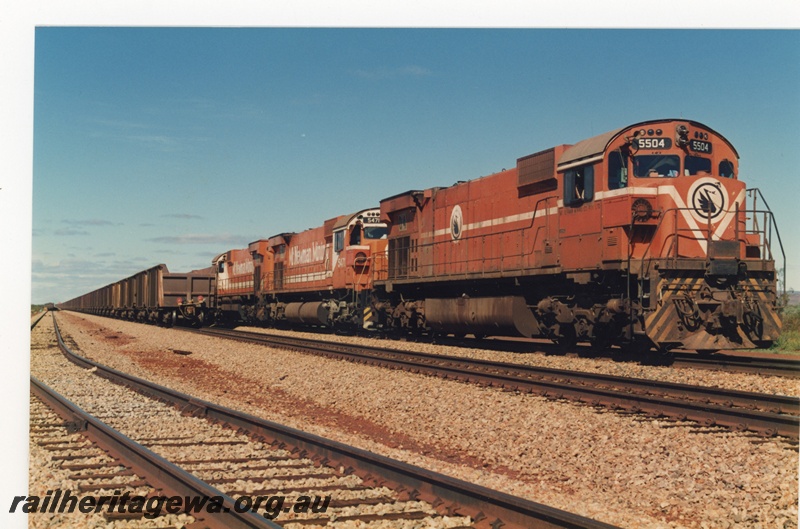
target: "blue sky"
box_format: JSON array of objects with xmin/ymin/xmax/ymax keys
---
[{"xmin": 30, "ymin": 28, "xmax": 800, "ymax": 303}]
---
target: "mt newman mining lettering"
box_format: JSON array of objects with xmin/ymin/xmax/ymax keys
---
[{"xmin": 290, "ymin": 241, "xmax": 327, "ymax": 265}]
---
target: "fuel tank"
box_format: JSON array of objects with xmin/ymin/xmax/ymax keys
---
[
  {"xmin": 425, "ymin": 296, "xmax": 540, "ymax": 338},
  {"xmin": 284, "ymin": 301, "xmax": 329, "ymax": 326}
]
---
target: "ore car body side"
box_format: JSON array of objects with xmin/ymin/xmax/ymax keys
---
[{"xmin": 58, "ymin": 264, "xmax": 214, "ymax": 327}]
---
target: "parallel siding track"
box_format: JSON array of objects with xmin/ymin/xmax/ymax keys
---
[
  {"xmin": 195, "ymin": 328, "xmax": 800, "ymax": 441},
  {"xmin": 672, "ymin": 352, "xmax": 800, "ymax": 378},
  {"xmin": 434, "ymin": 335, "xmax": 800, "ymax": 378}
]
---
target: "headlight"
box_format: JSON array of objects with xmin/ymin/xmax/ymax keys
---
[{"xmin": 632, "ymin": 198, "xmax": 654, "ymax": 221}]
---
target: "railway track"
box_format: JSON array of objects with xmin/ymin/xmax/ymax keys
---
[
  {"xmin": 30, "ymin": 378, "xmax": 272, "ymax": 529},
  {"xmin": 196, "ymin": 327, "xmax": 800, "ymax": 441},
  {"xmin": 58, "ymin": 309, "xmax": 800, "ymax": 378},
  {"xmin": 432, "ymin": 334, "xmax": 800, "ymax": 378},
  {"xmin": 31, "ymin": 310, "xmax": 48, "ymax": 330},
  {"xmin": 672, "ymin": 351, "xmax": 800, "ymax": 378},
  {"xmin": 36, "ymin": 313, "xmax": 619, "ymax": 529}
]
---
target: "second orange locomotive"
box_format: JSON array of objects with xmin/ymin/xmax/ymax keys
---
[{"xmin": 214, "ymin": 209, "xmax": 389, "ymax": 329}]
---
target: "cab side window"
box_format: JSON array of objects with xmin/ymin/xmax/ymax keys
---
[
  {"xmin": 349, "ymin": 222, "xmax": 363, "ymax": 245},
  {"xmin": 608, "ymin": 151, "xmax": 628, "ymax": 190},
  {"xmin": 564, "ymin": 164, "xmax": 594, "ymax": 207},
  {"xmin": 719, "ymin": 159, "xmax": 735, "ymax": 178}
]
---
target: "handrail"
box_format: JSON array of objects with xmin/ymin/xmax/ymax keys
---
[
  {"xmin": 636, "ymin": 204, "xmax": 780, "ymax": 263},
  {"xmin": 747, "ymin": 188, "xmax": 787, "ymax": 297},
  {"xmin": 629, "ymin": 198, "xmax": 784, "ymax": 314}
]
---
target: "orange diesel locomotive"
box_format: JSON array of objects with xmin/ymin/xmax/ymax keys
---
[
  {"xmin": 213, "ymin": 208, "xmax": 389, "ymax": 328},
  {"xmin": 375, "ymin": 119, "xmax": 783, "ymax": 358}
]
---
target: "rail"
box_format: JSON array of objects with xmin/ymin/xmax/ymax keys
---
[
  {"xmin": 673, "ymin": 351, "xmax": 800, "ymax": 378},
  {"xmin": 31, "ymin": 311, "xmax": 48, "ymax": 330},
  {"xmin": 197, "ymin": 327, "xmax": 800, "ymax": 440},
  {"xmin": 31, "ymin": 374, "xmax": 279, "ymax": 529}
]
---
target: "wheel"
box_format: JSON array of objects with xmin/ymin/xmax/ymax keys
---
[
  {"xmin": 615, "ymin": 337, "xmax": 651, "ymax": 362},
  {"xmin": 550, "ymin": 326, "xmax": 577, "ymax": 355},
  {"xmin": 642, "ymin": 346, "xmax": 675, "ymax": 366}
]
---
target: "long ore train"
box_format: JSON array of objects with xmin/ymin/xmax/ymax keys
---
[{"xmin": 59, "ymin": 119, "xmax": 785, "ymax": 361}]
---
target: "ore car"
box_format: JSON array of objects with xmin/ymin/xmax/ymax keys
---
[{"xmin": 59, "ymin": 264, "xmax": 215, "ymax": 327}]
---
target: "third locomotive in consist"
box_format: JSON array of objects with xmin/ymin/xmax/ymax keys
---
[{"xmin": 61, "ymin": 119, "xmax": 784, "ymax": 360}]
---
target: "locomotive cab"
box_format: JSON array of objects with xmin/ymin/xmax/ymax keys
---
[
  {"xmin": 331, "ymin": 209, "xmax": 389, "ymax": 291},
  {"xmin": 597, "ymin": 122, "xmax": 747, "ymax": 266},
  {"xmin": 554, "ymin": 120, "xmax": 782, "ymax": 352}
]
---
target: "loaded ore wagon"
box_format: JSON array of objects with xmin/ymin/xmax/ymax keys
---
[{"xmin": 59, "ymin": 264, "xmax": 215, "ymax": 326}]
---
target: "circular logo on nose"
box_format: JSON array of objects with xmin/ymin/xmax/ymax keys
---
[
  {"xmin": 689, "ymin": 178, "xmax": 727, "ymax": 222},
  {"xmin": 450, "ymin": 205, "xmax": 463, "ymax": 240}
]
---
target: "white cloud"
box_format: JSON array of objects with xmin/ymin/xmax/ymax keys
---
[
  {"xmin": 161, "ymin": 213, "xmax": 204, "ymax": 220},
  {"xmin": 148, "ymin": 233, "xmax": 247, "ymax": 245}
]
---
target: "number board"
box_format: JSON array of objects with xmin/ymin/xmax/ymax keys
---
[
  {"xmin": 689, "ymin": 140, "xmax": 713, "ymax": 153},
  {"xmin": 362, "ymin": 216, "xmax": 382, "ymax": 224},
  {"xmin": 635, "ymin": 137, "xmax": 672, "ymax": 150}
]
